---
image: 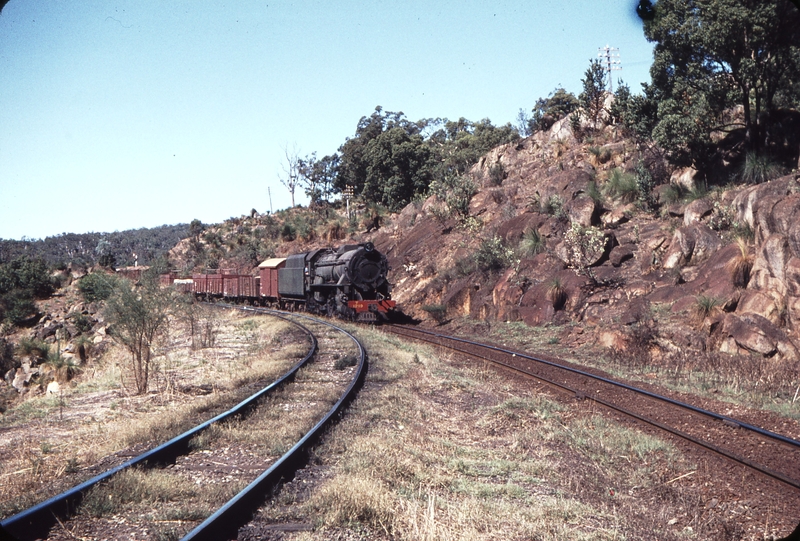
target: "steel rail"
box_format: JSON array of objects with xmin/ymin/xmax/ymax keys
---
[
  {"xmin": 386, "ymin": 324, "xmax": 800, "ymax": 491},
  {"xmin": 1, "ymin": 310, "xmax": 318, "ymax": 541},
  {"xmin": 179, "ymin": 308, "xmax": 367, "ymax": 541}
]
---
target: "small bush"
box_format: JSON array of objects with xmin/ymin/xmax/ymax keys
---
[
  {"xmin": 518, "ymin": 227, "xmax": 546, "ymax": 258},
  {"xmin": 733, "ymin": 221, "xmax": 755, "ymax": 242},
  {"xmin": 694, "ymin": 295, "xmax": 721, "ymax": 323},
  {"xmin": 454, "ymin": 257, "xmax": 478, "ymax": 277},
  {"xmin": 430, "ymin": 175, "xmax": 478, "ymax": 220},
  {"xmin": 541, "ymin": 194, "xmax": 566, "ymax": 218},
  {"xmin": 588, "ymin": 146, "xmax": 611, "ymax": 164},
  {"xmin": 660, "ymin": 184, "xmax": 685, "ymax": 205},
  {"xmin": 334, "ymin": 355, "xmax": 359, "ymax": 370},
  {"xmin": 741, "ymin": 152, "xmax": 785, "ymax": 185},
  {"xmin": 0, "ymin": 338, "xmax": 14, "ymax": 372},
  {"xmin": 563, "ymin": 223, "xmax": 606, "ymax": 283},
  {"xmin": 585, "ymin": 181, "xmax": 603, "ymax": 204},
  {"xmin": 634, "ymin": 161, "xmax": 656, "ymax": 209},
  {"xmin": 729, "ymin": 238, "xmax": 753, "ymax": 289},
  {"xmin": 77, "ymin": 273, "xmax": 121, "ymax": 303},
  {"xmin": 685, "ymin": 182, "xmax": 708, "ymax": 202},
  {"xmin": 475, "ymin": 236, "xmax": 517, "ymax": 273},
  {"xmin": 72, "ymin": 313, "xmax": 93, "ymax": 334},
  {"xmin": 546, "ymin": 277, "xmax": 567, "ymax": 310},
  {"xmin": 708, "ymin": 202, "xmax": 736, "ymax": 231},
  {"xmin": 280, "ymin": 223, "xmax": 296, "ymax": 241},
  {"xmin": 16, "ymin": 337, "xmax": 50, "ymax": 360},
  {"xmin": 421, "ymin": 304, "xmax": 447, "ymax": 324},
  {"xmin": 488, "ymin": 163, "xmax": 505, "ymax": 186},
  {"xmin": 605, "ymin": 168, "xmax": 638, "ymax": 202}
]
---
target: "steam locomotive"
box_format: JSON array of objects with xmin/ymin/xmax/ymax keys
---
[{"xmin": 161, "ymin": 242, "xmax": 396, "ymax": 322}]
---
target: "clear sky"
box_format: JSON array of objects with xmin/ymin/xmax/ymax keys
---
[{"xmin": 0, "ymin": 1, "xmax": 654, "ymax": 241}]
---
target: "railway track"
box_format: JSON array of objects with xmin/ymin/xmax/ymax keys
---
[
  {"xmin": 1, "ymin": 308, "xmax": 366, "ymax": 541},
  {"xmin": 384, "ymin": 324, "xmax": 800, "ymax": 495}
]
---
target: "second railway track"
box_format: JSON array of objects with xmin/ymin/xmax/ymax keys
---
[
  {"xmin": 385, "ymin": 324, "xmax": 800, "ymax": 495},
  {"xmin": 2, "ymin": 307, "xmax": 367, "ymax": 541}
]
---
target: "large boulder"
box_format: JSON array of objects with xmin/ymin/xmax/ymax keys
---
[
  {"xmin": 737, "ymin": 290, "xmax": 780, "ymax": 325},
  {"xmin": 567, "ymin": 195, "xmax": 597, "ymax": 227},
  {"xmin": 750, "ymin": 234, "xmax": 791, "ymax": 297},
  {"xmin": 662, "ymin": 224, "xmax": 722, "ymax": 269},
  {"xmin": 731, "ymin": 176, "xmax": 798, "ymax": 242},
  {"xmin": 670, "ymin": 167, "xmax": 700, "ymax": 190},
  {"xmin": 601, "ymin": 203, "xmax": 635, "ymax": 227},
  {"xmin": 715, "ymin": 313, "xmax": 799, "ymax": 359},
  {"xmin": 684, "ymin": 198, "xmax": 714, "ymax": 226}
]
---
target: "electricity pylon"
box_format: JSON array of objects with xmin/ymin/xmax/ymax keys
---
[{"xmin": 598, "ymin": 45, "xmax": 621, "ymax": 92}]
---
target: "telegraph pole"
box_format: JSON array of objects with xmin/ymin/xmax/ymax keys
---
[{"xmin": 597, "ymin": 45, "xmax": 621, "ymax": 92}]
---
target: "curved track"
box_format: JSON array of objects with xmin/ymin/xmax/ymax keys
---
[
  {"xmin": 1, "ymin": 308, "xmax": 366, "ymax": 541},
  {"xmin": 179, "ymin": 307, "xmax": 367, "ymax": 541},
  {"xmin": 385, "ymin": 324, "xmax": 800, "ymax": 493}
]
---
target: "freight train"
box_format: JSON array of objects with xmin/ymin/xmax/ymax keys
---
[{"xmin": 160, "ymin": 242, "xmax": 396, "ymax": 322}]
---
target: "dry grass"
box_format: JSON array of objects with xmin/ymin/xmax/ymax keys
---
[
  {"xmin": 729, "ymin": 237, "xmax": 754, "ymax": 289},
  {"xmin": 0, "ymin": 309, "xmax": 308, "ymax": 518},
  {"xmin": 255, "ymin": 326, "xmax": 697, "ymax": 540}
]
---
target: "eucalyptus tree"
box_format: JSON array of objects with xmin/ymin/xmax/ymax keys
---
[{"xmin": 639, "ymin": 0, "xmax": 800, "ymax": 168}]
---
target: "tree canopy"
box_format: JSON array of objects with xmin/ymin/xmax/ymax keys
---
[
  {"xmin": 638, "ymin": 0, "xmax": 800, "ymax": 169},
  {"xmin": 333, "ymin": 107, "xmax": 518, "ymax": 211},
  {"xmin": 527, "ymin": 88, "xmax": 579, "ymax": 134}
]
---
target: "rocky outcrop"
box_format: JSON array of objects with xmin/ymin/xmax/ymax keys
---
[
  {"xmin": 684, "ymin": 198, "xmax": 714, "ymax": 226},
  {"xmin": 714, "ymin": 313, "xmax": 799, "ymax": 360},
  {"xmin": 730, "ymin": 176, "xmax": 800, "ymax": 334},
  {"xmin": 662, "ymin": 224, "xmax": 722, "ymax": 269}
]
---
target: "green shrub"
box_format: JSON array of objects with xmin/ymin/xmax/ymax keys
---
[
  {"xmin": 454, "ymin": 257, "xmax": 478, "ymax": 277},
  {"xmin": 563, "ymin": 223, "xmax": 606, "ymax": 283},
  {"xmin": 546, "ymin": 277, "xmax": 567, "ymax": 310},
  {"xmin": 518, "ymin": 227, "xmax": 546, "ymax": 258},
  {"xmin": 421, "ymin": 304, "xmax": 447, "ymax": 324},
  {"xmin": 685, "ymin": 182, "xmax": 708, "ymax": 202},
  {"xmin": 660, "ymin": 184, "xmax": 685, "ymax": 205},
  {"xmin": 604, "ymin": 168, "xmax": 638, "ymax": 202},
  {"xmin": 0, "ymin": 257, "xmax": 54, "ymax": 299},
  {"xmin": 0, "ymin": 289, "xmax": 37, "ymax": 325},
  {"xmin": 588, "ymin": 146, "xmax": 611, "ymax": 163},
  {"xmin": 730, "ymin": 238, "xmax": 753, "ymax": 289},
  {"xmin": 280, "ymin": 223, "xmax": 296, "ymax": 241},
  {"xmin": 585, "ymin": 181, "xmax": 604, "ymax": 204},
  {"xmin": 708, "ymin": 202, "xmax": 736, "ymax": 231},
  {"xmin": 72, "ymin": 313, "xmax": 93, "ymax": 334},
  {"xmin": 540, "ymin": 194, "xmax": 566, "ymax": 218},
  {"xmin": 488, "ymin": 163, "xmax": 505, "ymax": 186},
  {"xmin": 334, "ymin": 355, "xmax": 359, "ymax": 370},
  {"xmin": 634, "ymin": 161, "xmax": 656, "ymax": 209},
  {"xmin": 475, "ymin": 236, "xmax": 516, "ymax": 273},
  {"xmin": 741, "ymin": 152, "xmax": 785, "ymax": 184},
  {"xmin": 77, "ymin": 272, "xmax": 121, "ymax": 303},
  {"xmin": 694, "ymin": 295, "xmax": 721, "ymax": 322},
  {"xmin": 429, "ymin": 175, "xmax": 478, "ymax": 220},
  {"xmin": 0, "ymin": 257, "xmax": 54, "ymax": 325},
  {"xmin": 16, "ymin": 337, "xmax": 50, "ymax": 360}
]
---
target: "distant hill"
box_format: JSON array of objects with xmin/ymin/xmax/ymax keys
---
[{"xmin": 0, "ymin": 224, "xmax": 191, "ymax": 269}]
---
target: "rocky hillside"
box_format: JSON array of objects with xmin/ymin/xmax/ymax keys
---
[
  {"xmin": 4, "ymin": 112, "xmax": 798, "ymax": 408},
  {"xmin": 370, "ymin": 116, "xmax": 800, "ymax": 363}
]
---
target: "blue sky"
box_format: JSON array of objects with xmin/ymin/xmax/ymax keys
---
[{"xmin": 0, "ymin": 1, "xmax": 654, "ymax": 240}]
